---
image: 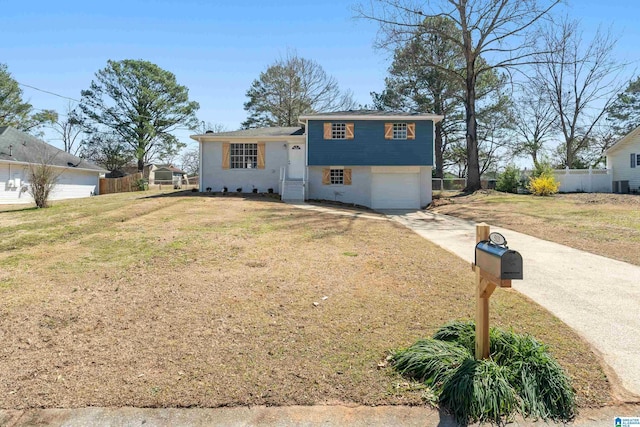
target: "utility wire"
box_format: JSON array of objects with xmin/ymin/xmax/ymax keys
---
[
  {"xmin": 18, "ymin": 82, "xmax": 82, "ymax": 103},
  {"xmin": 18, "ymin": 81, "xmax": 199, "ymax": 133}
]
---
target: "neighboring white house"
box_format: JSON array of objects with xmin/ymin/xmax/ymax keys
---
[
  {"xmin": 0, "ymin": 126, "xmax": 106, "ymax": 204},
  {"xmin": 605, "ymin": 126, "xmax": 640, "ymax": 193}
]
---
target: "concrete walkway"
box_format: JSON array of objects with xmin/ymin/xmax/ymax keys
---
[
  {"xmin": 2, "ymin": 404, "xmax": 640, "ymax": 427},
  {"xmin": 382, "ymin": 209, "xmax": 640, "ymax": 399}
]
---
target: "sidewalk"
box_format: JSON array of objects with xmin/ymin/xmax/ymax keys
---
[
  {"xmin": 2, "ymin": 404, "xmax": 640, "ymax": 427},
  {"xmin": 382, "ymin": 209, "xmax": 640, "ymax": 399}
]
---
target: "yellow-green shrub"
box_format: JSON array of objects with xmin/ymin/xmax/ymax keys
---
[{"xmin": 527, "ymin": 175, "xmax": 560, "ymax": 196}]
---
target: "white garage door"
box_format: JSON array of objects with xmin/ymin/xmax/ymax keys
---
[{"xmin": 371, "ymin": 173, "xmax": 420, "ymax": 209}]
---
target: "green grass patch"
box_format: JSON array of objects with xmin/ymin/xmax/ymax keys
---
[{"xmin": 392, "ymin": 321, "xmax": 576, "ymax": 425}]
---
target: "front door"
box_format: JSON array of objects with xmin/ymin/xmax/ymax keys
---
[{"xmin": 287, "ymin": 144, "xmax": 305, "ymax": 180}]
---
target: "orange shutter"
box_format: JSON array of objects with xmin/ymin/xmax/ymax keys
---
[
  {"xmin": 257, "ymin": 142, "xmax": 265, "ymax": 169},
  {"xmin": 346, "ymin": 123, "xmax": 354, "ymax": 139},
  {"xmin": 323, "ymin": 123, "xmax": 331, "ymax": 139},
  {"xmin": 344, "ymin": 168, "xmax": 352, "ymax": 185},
  {"xmin": 322, "ymin": 168, "xmax": 330, "ymax": 185},
  {"xmin": 407, "ymin": 123, "xmax": 416, "ymax": 140},
  {"xmin": 384, "ymin": 123, "xmax": 393, "ymax": 139},
  {"xmin": 222, "ymin": 143, "xmax": 230, "ymax": 169}
]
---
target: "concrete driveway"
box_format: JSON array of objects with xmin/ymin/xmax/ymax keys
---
[{"xmin": 382, "ymin": 209, "xmax": 640, "ymax": 399}]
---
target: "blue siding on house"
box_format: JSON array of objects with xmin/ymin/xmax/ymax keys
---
[{"xmin": 307, "ymin": 120, "xmax": 434, "ymax": 166}]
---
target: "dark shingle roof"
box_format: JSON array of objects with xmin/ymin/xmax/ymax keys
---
[
  {"xmin": 193, "ymin": 127, "xmax": 304, "ymax": 138},
  {"xmin": 299, "ymin": 109, "xmax": 439, "ymax": 118},
  {"xmin": 0, "ymin": 127, "xmax": 106, "ymax": 172}
]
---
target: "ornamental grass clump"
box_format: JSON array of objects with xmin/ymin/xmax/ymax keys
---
[{"xmin": 391, "ymin": 321, "xmax": 576, "ymax": 425}]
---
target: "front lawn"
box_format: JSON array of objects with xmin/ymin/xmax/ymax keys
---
[
  {"xmin": 0, "ymin": 192, "xmax": 610, "ymax": 408},
  {"xmin": 431, "ymin": 191, "xmax": 640, "ymax": 266}
]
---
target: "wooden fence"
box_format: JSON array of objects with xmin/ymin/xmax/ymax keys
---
[{"xmin": 99, "ymin": 173, "xmax": 144, "ymax": 195}]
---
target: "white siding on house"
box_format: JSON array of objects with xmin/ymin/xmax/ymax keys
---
[
  {"xmin": 0, "ymin": 163, "xmax": 100, "ymax": 204},
  {"xmin": 200, "ymin": 140, "xmax": 288, "ymax": 193},
  {"xmin": 307, "ymin": 165, "xmax": 432, "ymax": 209},
  {"xmin": 418, "ymin": 167, "xmax": 433, "ymax": 207},
  {"xmin": 607, "ymin": 134, "xmax": 640, "ymax": 192},
  {"xmin": 307, "ymin": 166, "xmax": 372, "ymax": 207},
  {"xmin": 0, "ymin": 163, "xmax": 31, "ymax": 204}
]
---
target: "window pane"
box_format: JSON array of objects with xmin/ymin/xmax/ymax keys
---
[
  {"xmin": 332, "ymin": 123, "xmax": 346, "ymax": 139},
  {"xmin": 230, "ymin": 143, "xmax": 258, "ymax": 169},
  {"xmin": 392, "ymin": 123, "xmax": 407, "ymax": 139},
  {"xmin": 330, "ymin": 168, "xmax": 344, "ymax": 184}
]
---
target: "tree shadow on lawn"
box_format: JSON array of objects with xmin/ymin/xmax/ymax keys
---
[{"xmin": 0, "ymin": 205, "xmax": 38, "ymax": 214}]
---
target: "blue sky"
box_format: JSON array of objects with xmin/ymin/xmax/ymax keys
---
[{"xmin": 2, "ymin": 0, "xmax": 640, "ymax": 151}]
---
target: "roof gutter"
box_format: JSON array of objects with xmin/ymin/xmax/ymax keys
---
[
  {"xmin": 190, "ymin": 134, "xmax": 305, "ymax": 142},
  {"xmin": 0, "ymin": 158, "xmax": 106, "ymax": 174},
  {"xmin": 298, "ymin": 114, "xmax": 445, "ymax": 123}
]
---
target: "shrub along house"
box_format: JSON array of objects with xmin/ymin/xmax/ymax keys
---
[
  {"xmin": 0, "ymin": 126, "xmax": 106, "ymax": 204},
  {"xmin": 192, "ymin": 110, "xmax": 443, "ymax": 209}
]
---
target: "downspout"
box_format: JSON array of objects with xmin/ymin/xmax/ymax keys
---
[{"xmin": 298, "ymin": 119, "xmax": 308, "ymax": 200}]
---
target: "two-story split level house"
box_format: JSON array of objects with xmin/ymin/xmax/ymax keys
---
[{"xmin": 191, "ymin": 110, "xmax": 443, "ymax": 209}]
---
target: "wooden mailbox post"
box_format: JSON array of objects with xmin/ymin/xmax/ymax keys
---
[{"xmin": 471, "ymin": 223, "xmax": 523, "ymax": 359}]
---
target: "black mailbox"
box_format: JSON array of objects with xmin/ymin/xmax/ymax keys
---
[{"xmin": 475, "ymin": 240, "xmax": 523, "ymax": 280}]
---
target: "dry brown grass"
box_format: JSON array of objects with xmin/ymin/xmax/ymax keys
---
[
  {"xmin": 0, "ymin": 192, "xmax": 610, "ymax": 409},
  {"xmin": 431, "ymin": 191, "xmax": 640, "ymax": 266}
]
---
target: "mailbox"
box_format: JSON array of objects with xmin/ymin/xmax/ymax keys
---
[{"xmin": 475, "ymin": 240, "xmax": 523, "ymax": 280}]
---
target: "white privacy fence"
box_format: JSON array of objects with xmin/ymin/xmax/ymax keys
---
[
  {"xmin": 552, "ymin": 168, "xmax": 612, "ymax": 193},
  {"xmin": 432, "ymin": 168, "xmax": 613, "ymax": 193}
]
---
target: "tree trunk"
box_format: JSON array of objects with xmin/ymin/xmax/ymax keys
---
[
  {"xmin": 434, "ymin": 121, "xmax": 444, "ymax": 179},
  {"xmin": 465, "ymin": 72, "xmax": 481, "ymax": 192},
  {"xmin": 138, "ymin": 157, "xmax": 144, "ymax": 172}
]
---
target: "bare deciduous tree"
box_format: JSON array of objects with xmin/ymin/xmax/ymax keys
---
[
  {"xmin": 27, "ymin": 147, "xmax": 61, "ymax": 208},
  {"xmin": 533, "ymin": 18, "xmax": 626, "ymax": 168},
  {"xmin": 510, "ymin": 83, "xmax": 557, "ymax": 167},
  {"xmin": 48, "ymin": 103, "xmax": 85, "ymax": 156},
  {"xmin": 180, "ymin": 147, "xmax": 200, "ymax": 176},
  {"xmin": 242, "ymin": 52, "xmax": 356, "ymax": 128},
  {"xmin": 356, "ymin": 0, "xmax": 560, "ymax": 191}
]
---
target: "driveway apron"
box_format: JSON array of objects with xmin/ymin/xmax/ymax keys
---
[{"xmin": 382, "ymin": 209, "xmax": 640, "ymax": 398}]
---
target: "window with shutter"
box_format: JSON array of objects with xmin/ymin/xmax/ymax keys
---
[
  {"xmin": 632, "ymin": 153, "xmax": 637, "ymax": 168},
  {"xmin": 323, "ymin": 168, "xmax": 348, "ymax": 185},
  {"xmin": 230, "ymin": 143, "xmax": 258, "ymax": 169},
  {"xmin": 323, "ymin": 123, "xmax": 354, "ymax": 139},
  {"xmin": 385, "ymin": 123, "xmax": 415, "ymax": 140}
]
